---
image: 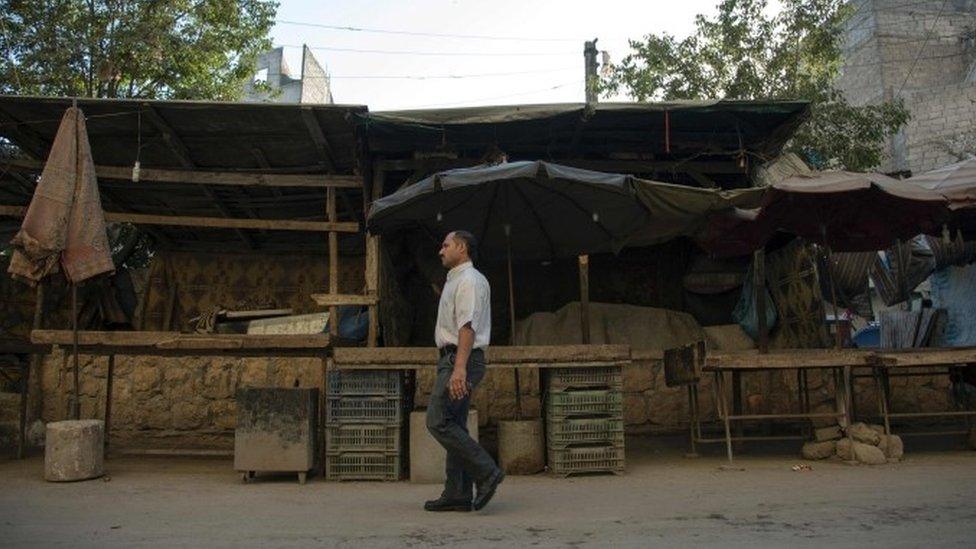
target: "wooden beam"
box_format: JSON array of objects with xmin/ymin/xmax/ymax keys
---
[
  {"xmin": 366, "ymin": 164, "xmax": 384, "ymax": 347},
  {"xmin": 301, "ymin": 107, "xmax": 337, "ymax": 172},
  {"xmin": 250, "ymin": 147, "xmax": 282, "ymax": 198},
  {"xmin": 333, "ymin": 344, "xmax": 632, "ymax": 366},
  {"xmin": 5, "ymin": 158, "xmax": 363, "ymax": 188},
  {"xmin": 30, "ymin": 330, "xmax": 332, "ymax": 351},
  {"xmin": 143, "ymin": 105, "xmax": 254, "ymax": 248},
  {"xmin": 0, "ymin": 204, "xmax": 358, "ymax": 232},
  {"xmin": 326, "ymin": 187, "xmax": 339, "ymax": 338},
  {"xmin": 310, "ymin": 293, "xmax": 378, "ymax": 306}
]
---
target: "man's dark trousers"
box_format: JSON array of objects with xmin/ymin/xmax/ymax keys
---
[{"xmin": 426, "ymin": 347, "xmax": 496, "ymax": 501}]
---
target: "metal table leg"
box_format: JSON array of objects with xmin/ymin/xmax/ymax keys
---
[
  {"xmin": 715, "ymin": 370, "xmax": 733, "ymax": 462},
  {"xmin": 104, "ymin": 354, "xmax": 115, "ymax": 452},
  {"xmin": 18, "ymin": 362, "xmax": 29, "ymax": 459}
]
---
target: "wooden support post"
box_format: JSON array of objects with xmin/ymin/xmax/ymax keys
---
[
  {"xmin": 320, "ymin": 356, "xmax": 329, "ymax": 476},
  {"xmin": 327, "ymin": 187, "xmax": 339, "ymax": 338},
  {"xmin": 732, "ymin": 371, "xmax": 743, "ymax": 448},
  {"xmin": 365, "ymin": 165, "xmax": 384, "ymax": 347},
  {"xmin": 754, "ymin": 249, "xmax": 768, "ymax": 354},
  {"xmin": 578, "ymin": 254, "xmax": 590, "ymax": 344},
  {"xmin": 104, "ymin": 354, "xmax": 115, "ymax": 452},
  {"xmin": 20, "ymin": 282, "xmax": 45, "ymax": 459}
]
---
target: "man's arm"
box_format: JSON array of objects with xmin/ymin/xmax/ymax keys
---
[{"xmin": 449, "ymin": 323, "xmax": 475, "ymax": 400}]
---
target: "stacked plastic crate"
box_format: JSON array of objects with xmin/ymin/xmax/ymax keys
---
[
  {"xmin": 325, "ymin": 370, "xmax": 407, "ymax": 481},
  {"xmin": 545, "ymin": 366, "xmax": 625, "ymax": 476}
]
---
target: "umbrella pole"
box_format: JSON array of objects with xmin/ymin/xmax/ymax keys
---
[
  {"xmin": 820, "ymin": 226, "xmax": 843, "ymax": 350},
  {"xmin": 71, "ymin": 282, "xmax": 80, "ymax": 420},
  {"xmin": 506, "ymin": 231, "xmax": 522, "ymax": 420}
]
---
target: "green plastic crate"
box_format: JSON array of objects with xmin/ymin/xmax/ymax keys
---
[
  {"xmin": 547, "ymin": 444, "xmax": 625, "ymax": 476},
  {"xmin": 546, "ymin": 367, "xmax": 623, "ymax": 392},
  {"xmin": 546, "ymin": 417, "xmax": 625, "ymax": 448},
  {"xmin": 325, "ymin": 396, "xmax": 404, "ymax": 424},
  {"xmin": 325, "ymin": 423, "xmax": 402, "ymax": 453},
  {"xmin": 325, "ymin": 452, "xmax": 401, "ymax": 481},
  {"xmin": 327, "ymin": 370, "xmax": 404, "ymax": 397},
  {"xmin": 545, "ymin": 390, "xmax": 623, "ymax": 420}
]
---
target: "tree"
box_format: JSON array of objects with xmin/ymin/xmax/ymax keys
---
[
  {"xmin": 601, "ymin": 0, "xmax": 910, "ymax": 172},
  {"xmin": 0, "ymin": 0, "xmax": 278, "ymax": 100}
]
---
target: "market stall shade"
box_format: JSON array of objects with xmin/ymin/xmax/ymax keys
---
[
  {"xmin": 702, "ymin": 171, "xmax": 948, "ymax": 256},
  {"xmin": 905, "ymin": 158, "xmax": 976, "ymax": 237},
  {"xmin": 905, "ymin": 158, "xmax": 976, "ymax": 209},
  {"xmin": 367, "ymin": 160, "xmax": 650, "ymax": 260}
]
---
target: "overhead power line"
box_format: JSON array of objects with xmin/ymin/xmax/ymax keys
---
[
  {"xmin": 278, "ymin": 44, "xmax": 575, "ymax": 57},
  {"xmin": 276, "ymin": 20, "xmax": 581, "ymax": 42},
  {"xmin": 301, "ymin": 67, "xmax": 578, "ymax": 80}
]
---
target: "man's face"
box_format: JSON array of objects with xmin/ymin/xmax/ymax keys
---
[{"xmin": 439, "ymin": 232, "xmax": 465, "ymax": 268}]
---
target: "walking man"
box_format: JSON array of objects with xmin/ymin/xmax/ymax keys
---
[{"xmin": 425, "ymin": 230, "xmax": 504, "ymax": 512}]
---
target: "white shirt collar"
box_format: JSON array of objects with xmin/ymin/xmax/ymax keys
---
[{"xmin": 447, "ymin": 261, "xmax": 473, "ymax": 281}]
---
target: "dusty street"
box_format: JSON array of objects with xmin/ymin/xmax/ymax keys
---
[{"xmin": 2, "ymin": 437, "xmax": 975, "ymax": 548}]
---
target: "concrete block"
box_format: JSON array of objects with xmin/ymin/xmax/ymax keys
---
[
  {"xmin": 44, "ymin": 420, "xmax": 104, "ymax": 482},
  {"xmin": 410, "ymin": 409, "xmax": 478, "ymax": 484},
  {"xmin": 234, "ymin": 388, "xmax": 318, "ymax": 476},
  {"xmin": 498, "ymin": 419, "xmax": 545, "ymax": 475},
  {"xmin": 846, "ymin": 422, "xmax": 881, "ymax": 446},
  {"xmin": 853, "ymin": 441, "xmax": 888, "ymax": 465}
]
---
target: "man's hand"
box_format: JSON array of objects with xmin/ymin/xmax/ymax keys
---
[{"xmin": 449, "ymin": 366, "xmax": 469, "ymax": 400}]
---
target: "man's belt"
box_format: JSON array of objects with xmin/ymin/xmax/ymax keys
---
[{"xmin": 438, "ymin": 345, "xmax": 485, "ymax": 358}]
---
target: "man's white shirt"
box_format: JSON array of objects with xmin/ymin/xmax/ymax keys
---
[{"xmin": 435, "ymin": 261, "xmax": 491, "ymax": 349}]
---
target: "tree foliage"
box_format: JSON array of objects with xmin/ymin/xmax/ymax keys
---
[
  {"xmin": 601, "ymin": 0, "xmax": 910, "ymax": 172},
  {"xmin": 0, "ymin": 0, "xmax": 278, "ymax": 100}
]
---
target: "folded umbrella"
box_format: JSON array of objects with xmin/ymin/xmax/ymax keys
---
[{"xmin": 8, "ymin": 106, "xmax": 114, "ymax": 285}]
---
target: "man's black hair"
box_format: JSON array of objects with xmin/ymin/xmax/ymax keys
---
[{"xmin": 452, "ymin": 230, "xmax": 478, "ymax": 263}]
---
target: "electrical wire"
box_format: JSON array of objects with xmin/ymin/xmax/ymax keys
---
[
  {"xmin": 275, "ymin": 20, "xmax": 581, "ymax": 42},
  {"xmin": 278, "ymin": 44, "xmax": 575, "ymax": 57},
  {"xmin": 298, "ymin": 66, "xmax": 578, "ymax": 80},
  {"xmin": 896, "ymin": 0, "xmax": 951, "ymax": 96},
  {"xmin": 410, "ymin": 80, "xmax": 583, "ymax": 109}
]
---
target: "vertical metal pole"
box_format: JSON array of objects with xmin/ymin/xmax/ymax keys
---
[
  {"xmin": 754, "ymin": 249, "xmax": 769, "ymax": 353},
  {"xmin": 578, "ymin": 255, "xmax": 590, "ymax": 344},
  {"xmin": 104, "ymin": 354, "xmax": 115, "ymax": 452},
  {"xmin": 716, "ymin": 371, "xmax": 733, "ymax": 463},
  {"xmin": 71, "ymin": 283, "xmax": 80, "ymax": 420},
  {"xmin": 506, "ymin": 228, "xmax": 521, "ymax": 420}
]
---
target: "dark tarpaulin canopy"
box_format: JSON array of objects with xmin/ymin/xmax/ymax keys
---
[
  {"xmin": 366, "ymin": 160, "xmax": 650, "ymax": 261},
  {"xmin": 700, "ymin": 171, "xmax": 949, "ymax": 256},
  {"xmin": 366, "ymin": 101, "xmax": 810, "ymax": 159}
]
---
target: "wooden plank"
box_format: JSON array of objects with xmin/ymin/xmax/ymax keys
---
[
  {"xmin": 326, "ymin": 187, "xmax": 339, "ymax": 338},
  {"xmin": 333, "ymin": 344, "xmax": 631, "ymax": 366},
  {"xmin": 0, "ymin": 204, "xmax": 359, "ymax": 232},
  {"xmin": 30, "ymin": 330, "xmax": 332, "ymax": 350},
  {"xmin": 365, "ymin": 163, "xmax": 384, "ymax": 347},
  {"xmin": 143, "ymin": 105, "xmax": 255, "ymax": 248},
  {"xmin": 705, "ymin": 349, "xmax": 874, "ymax": 370},
  {"xmin": 333, "ymin": 360, "xmax": 630, "ymax": 371},
  {"xmin": 6, "ymin": 158, "xmax": 361, "ymax": 188},
  {"xmin": 872, "ymin": 348, "xmax": 976, "ymax": 367},
  {"xmin": 301, "ymin": 107, "xmax": 337, "ymax": 172},
  {"xmin": 310, "ymin": 294, "xmax": 378, "ymax": 306}
]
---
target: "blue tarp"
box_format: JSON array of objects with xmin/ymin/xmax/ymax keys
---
[{"xmin": 930, "ymin": 264, "xmax": 976, "ymax": 346}]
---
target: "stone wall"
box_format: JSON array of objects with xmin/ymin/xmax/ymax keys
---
[
  {"xmin": 903, "ymin": 82, "xmax": 976, "ymax": 172},
  {"xmin": 28, "ymin": 345, "xmax": 956, "ymax": 452},
  {"xmin": 838, "ymin": 0, "xmax": 976, "ymax": 173}
]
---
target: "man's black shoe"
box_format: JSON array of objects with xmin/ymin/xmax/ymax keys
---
[
  {"xmin": 424, "ymin": 496, "xmax": 472, "ymax": 512},
  {"xmin": 473, "ymin": 469, "xmax": 504, "ymax": 511}
]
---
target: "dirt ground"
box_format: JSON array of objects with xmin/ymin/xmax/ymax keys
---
[{"xmin": 2, "ymin": 436, "xmax": 975, "ymax": 548}]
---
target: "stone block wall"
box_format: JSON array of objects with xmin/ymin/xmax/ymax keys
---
[
  {"xmin": 838, "ymin": 0, "xmax": 976, "ymax": 173},
  {"xmin": 19, "ymin": 347, "xmax": 955, "ymax": 451},
  {"xmin": 903, "ymin": 82, "xmax": 976, "ymax": 172}
]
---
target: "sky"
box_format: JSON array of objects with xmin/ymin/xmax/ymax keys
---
[{"xmin": 268, "ymin": 0, "xmax": 731, "ymax": 111}]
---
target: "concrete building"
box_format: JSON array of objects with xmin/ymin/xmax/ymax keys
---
[
  {"xmin": 837, "ymin": 0, "xmax": 976, "ymax": 174},
  {"xmin": 242, "ymin": 46, "xmax": 333, "ymax": 104}
]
